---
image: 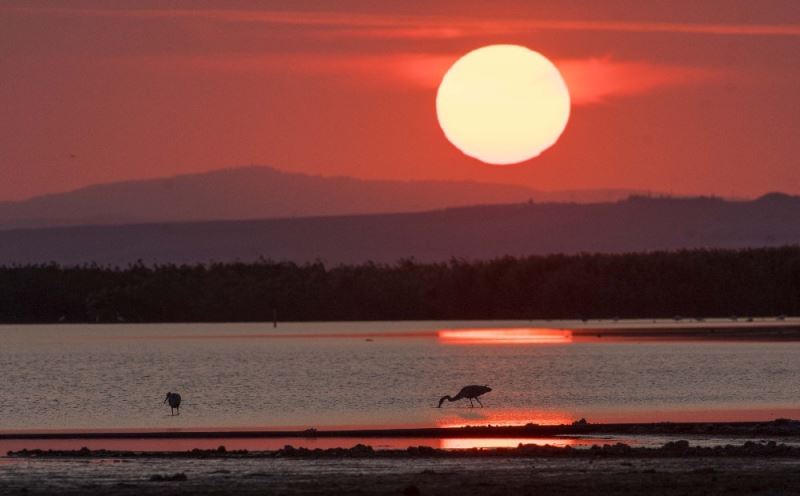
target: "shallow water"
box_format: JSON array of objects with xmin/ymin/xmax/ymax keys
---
[
  {"xmin": 4, "ymin": 455, "xmax": 800, "ymax": 496},
  {"xmin": 1, "ymin": 321, "xmax": 800, "ymax": 432}
]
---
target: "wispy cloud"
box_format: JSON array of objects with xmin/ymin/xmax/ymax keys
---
[
  {"xmin": 558, "ymin": 57, "xmax": 726, "ymax": 105},
  {"xmin": 121, "ymin": 52, "xmax": 457, "ymax": 89},
  {"xmin": 9, "ymin": 6, "xmax": 800, "ymax": 39},
  {"xmin": 11, "ymin": 6, "xmax": 731, "ymax": 103},
  {"xmin": 129, "ymin": 52, "xmax": 726, "ymax": 105},
  {"xmin": 338, "ymin": 19, "xmax": 800, "ymax": 40}
]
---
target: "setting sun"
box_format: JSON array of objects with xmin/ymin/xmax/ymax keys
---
[{"xmin": 436, "ymin": 45, "xmax": 571, "ymax": 165}]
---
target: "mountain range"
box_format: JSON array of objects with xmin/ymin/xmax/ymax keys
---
[
  {"xmin": 0, "ymin": 166, "xmax": 644, "ymax": 229},
  {"xmin": 0, "ymin": 193, "xmax": 797, "ymax": 266}
]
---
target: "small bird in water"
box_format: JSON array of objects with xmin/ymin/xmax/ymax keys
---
[
  {"xmin": 164, "ymin": 392, "xmax": 181, "ymax": 415},
  {"xmin": 438, "ymin": 385, "xmax": 492, "ymax": 408}
]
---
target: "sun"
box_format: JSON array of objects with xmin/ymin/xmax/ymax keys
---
[{"xmin": 436, "ymin": 45, "xmax": 571, "ymax": 165}]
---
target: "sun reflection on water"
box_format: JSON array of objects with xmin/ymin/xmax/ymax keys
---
[
  {"xmin": 0, "ymin": 436, "xmax": 604, "ymax": 453},
  {"xmin": 437, "ymin": 328, "xmax": 572, "ymax": 345},
  {"xmin": 439, "ymin": 438, "xmax": 577, "ymax": 449},
  {"xmin": 437, "ymin": 408, "xmax": 575, "ymax": 428}
]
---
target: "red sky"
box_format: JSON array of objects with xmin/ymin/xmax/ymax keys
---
[{"xmin": 2, "ymin": 0, "xmax": 800, "ymax": 201}]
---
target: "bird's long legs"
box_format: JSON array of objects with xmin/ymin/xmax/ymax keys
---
[
  {"xmin": 468, "ymin": 398, "xmax": 474, "ymax": 408},
  {"xmin": 476, "ymin": 397, "xmax": 484, "ymax": 408}
]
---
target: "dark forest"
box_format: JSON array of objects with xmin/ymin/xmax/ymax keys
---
[{"xmin": 2, "ymin": 246, "xmax": 799, "ymax": 323}]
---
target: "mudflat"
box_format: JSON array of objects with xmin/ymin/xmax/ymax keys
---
[{"xmin": 4, "ymin": 444, "xmax": 800, "ymax": 495}]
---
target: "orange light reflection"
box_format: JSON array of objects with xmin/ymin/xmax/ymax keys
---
[
  {"xmin": 0, "ymin": 436, "xmax": 604, "ymax": 453},
  {"xmin": 437, "ymin": 409, "xmax": 575, "ymax": 428},
  {"xmin": 438, "ymin": 328, "xmax": 572, "ymax": 345},
  {"xmin": 440, "ymin": 438, "xmax": 577, "ymax": 449}
]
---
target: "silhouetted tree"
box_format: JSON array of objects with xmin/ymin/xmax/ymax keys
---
[{"xmin": 2, "ymin": 246, "xmax": 800, "ymax": 323}]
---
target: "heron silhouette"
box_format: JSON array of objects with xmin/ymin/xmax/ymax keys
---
[
  {"xmin": 164, "ymin": 392, "xmax": 181, "ymax": 416},
  {"xmin": 438, "ymin": 385, "xmax": 492, "ymax": 408}
]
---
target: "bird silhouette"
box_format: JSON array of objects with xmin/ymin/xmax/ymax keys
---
[
  {"xmin": 164, "ymin": 392, "xmax": 181, "ymax": 415},
  {"xmin": 438, "ymin": 385, "xmax": 492, "ymax": 408}
]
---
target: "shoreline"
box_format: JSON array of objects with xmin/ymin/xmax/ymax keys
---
[
  {"xmin": 8, "ymin": 440, "xmax": 800, "ymax": 459},
  {"xmin": 4, "ymin": 319, "xmax": 800, "ymax": 343},
  {"xmin": 4, "ymin": 419, "xmax": 800, "ymax": 441},
  {"xmin": 6, "ymin": 423, "xmax": 800, "ymax": 495},
  {"xmin": 6, "ymin": 452, "xmax": 800, "ymax": 496}
]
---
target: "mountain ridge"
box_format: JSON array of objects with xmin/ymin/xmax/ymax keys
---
[
  {"xmin": 0, "ymin": 193, "xmax": 798, "ymax": 266},
  {"xmin": 0, "ymin": 166, "xmax": 649, "ymax": 229}
]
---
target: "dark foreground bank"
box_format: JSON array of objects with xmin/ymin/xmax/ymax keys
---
[
  {"xmin": 7, "ymin": 422, "xmax": 800, "ymax": 495},
  {"xmin": 4, "ymin": 444, "xmax": 800, "ymax": 496},
  {"xmin": 7, "ymin": 420, "xmax": 800, "ymax": 496},
  {"xmin": 7, "ymin": 439, "xmax": 800, "ymax": 459}
]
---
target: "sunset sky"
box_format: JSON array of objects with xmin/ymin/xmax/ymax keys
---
[{"xmin": 2, "ymin": 0, "xmax": 799, "ymax": 201}]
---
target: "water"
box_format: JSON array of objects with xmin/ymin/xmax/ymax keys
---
[{"xmin": 2, "ymin": 321, "xmax": 800, "ymax": 432}]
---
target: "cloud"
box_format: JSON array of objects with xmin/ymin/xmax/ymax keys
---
[
  {"xmin": 333, "ymin": 19, "xmax": 800, "ymax": 40},
  {"xmin": 128, "ymin": 52, "xmax": 725, "ymax": 105},
  {"xmin": 26, "ymin": 6, "xmax": 727, "ymax": 102},
  {"xmin": 557, "ymin": 57, "xmax": 726, "ymax": 105},
  {"xmin": 123, "ymin": 52, "xmax": 457, "ymax": 89},
  {"xmin": 9, "ymin": 6, "xmax": 800, "ymax": 39}
]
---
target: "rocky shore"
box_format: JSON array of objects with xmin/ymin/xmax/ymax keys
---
[
  {"xmin": 8, "ymin": 439, "xmax": 800, "ymax": 459},
  {"xmin": 6, "ymin": 421, "xmax": 800, "ymax": 495},
  {"xmin": 4, "ymin": 448, "xmax": 800, "ymax": 495}
]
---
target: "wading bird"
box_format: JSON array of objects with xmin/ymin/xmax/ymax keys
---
[
  {"xmin": 437, "ymin": 385, "xmax": 492, "ymax": 408},
  {"xmin": 164, "ymin": 392, "xmax": 181, "ymax": 415}
]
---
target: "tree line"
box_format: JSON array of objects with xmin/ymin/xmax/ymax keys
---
[{"xmin": 2, "ymin": 246, "xmax": 800, "ymax": 323}]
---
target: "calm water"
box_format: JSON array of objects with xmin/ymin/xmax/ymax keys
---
[{"xmin": 2, "ymin": 322, "xmax": 800, "ymax": 432}]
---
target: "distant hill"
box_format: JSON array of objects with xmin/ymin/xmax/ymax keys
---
[
  {"xmin": 0, "ymin": 166, "xmax": 642, "ymax": 229},
  {"xmin": 0, "ymin": 194, "xmax": 798, "ymax": 266}
]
